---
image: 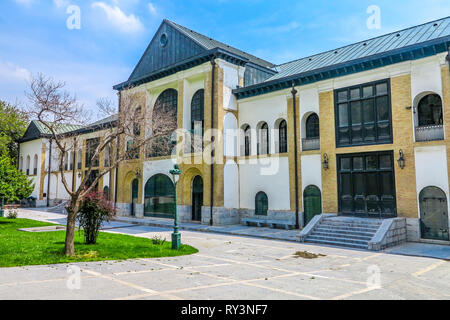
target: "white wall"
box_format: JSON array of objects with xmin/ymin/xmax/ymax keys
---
[
  {"xmin": 19, "ymin": 139, "xmax": 43, "ymax": 199},
  {"xmin": 238, "ymin": 93, "xmax": 288, "ymax": 156},
  {"xmin": 299, "ymin": 87, "xmax": 320, "ymax": 142},
  {"xmin": 223, "ymin": 112, "xmax": 238, "ymax": 157},
  {"xmin": 238, "ymin": 156, "xmax": 290, "ymax": 210},
  {"xmin": 224, "ymin": 159, "xmax": 239, "ymax": 208},
  {"xmin": 219, "ymin": 60, "xmax": 239, "ymax": 111},
  {"xmin": 301, "ymin": 154, "xmax": 322, "ymax": 193},
  {"xmin": 414, "ymin": 145, "xmax": 450, "ymax": 216}
]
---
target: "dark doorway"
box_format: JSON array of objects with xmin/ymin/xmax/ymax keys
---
[
  {"xmin": 337, "ymin": 151, "xmax": 396, "ymax": 218},
  {"xmin": 85, "ymin": 170, "xmax": 99, "ymax": 190},
  {"xmin": 419, "ymin": 186, "xmax": 449, "ymax": 241},
  {"xmin": 304, "ymin": 185, "xmax": 322, "ymax": 225},
  {"xmin": 131, "ymin": 178, "xmax": 139, "ymax": 217},
  {"xmin": 192, "ymin": 176, "xmax": 203, "ymax": 221}
]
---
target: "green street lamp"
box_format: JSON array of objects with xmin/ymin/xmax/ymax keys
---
[{"xmin": 169, "ymin": 164, "xmax": 182, "ymax": 250}]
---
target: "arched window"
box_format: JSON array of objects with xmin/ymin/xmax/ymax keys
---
[
  {"xmin": 19, "ymin": 156, "xmax": 23, "ymax": 172},
  {"xmin": 26, "ymin": 155, "xmax": 30, "ymax": 175},
  {"xmin": 278, "ymin": 120, "xmax": 287, "ymax": 153},
  {"xmin": 133, "ymin": 106, "xmax": 142, "ymax": 136},
  {"xmin": 33, "ymin": 155, "xmax": 38, "ymax": 175},
  {"xmin": 149, "ymin": 89, "xmax": 178, "ymax": 157},
  {"xmin": 191, "ymin": 89, "xmax": 204, "ymax": 152},
  {"xmin": 103, "ymin": 186, "xmax": 110, "ymax": 201},
  {"xmin": 258, "ymin": 122, "xmax": 269, "ymax": 155},
  {"xmin": 306, "ymin": 113, "xmax": 320, "ymax": 138},
  {"xmin": 144, "ymin": 174, "xmax": 175, "ymax": 218},
  {"xmin": 244, "ymin": 125, "xmax": 251, "ymax": 156},
  {"xmin": 418, "ymin": 94, "xmax": 442, "ymax": 126},
  {"xmin": 255, "ymin": 191, "xmax": 268, "ymax": 216}
]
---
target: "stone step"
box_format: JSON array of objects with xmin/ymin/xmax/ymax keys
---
[
  {"xmin": 305, "ymin": 238, "xmax": 368, "ymax": 249},
  {"xmin": 312, "ymin": 231, "xmax": 373, "ymax": 241},
  {"xmin": 307, "ymin": 234, "xmax": 369, "ymax": 245},
  {"xmin": 315, "ymin": 225, "xmax": 379, "ymax": 234},
  {"xmin": 321, "ymin": 220, "xmax": 382, "ymax": 228}
]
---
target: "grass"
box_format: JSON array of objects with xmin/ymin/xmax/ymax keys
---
[{"xmin": 0, "ymin": 218, "xmax": 198, "ymax": 268}]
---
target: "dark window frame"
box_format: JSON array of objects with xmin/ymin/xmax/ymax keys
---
[
  {"xmin": 190, "ymin": 89, "xmax": 205, "ymax": 153},
  {"xmin": 305, "ymin": 113, "xmax": 320, "ymax": 138},
  {"xmin": 334, "ymin": 79, "xmax": 392, "ymax": 148},
  {"xmin": 278, "ymin": 120, "xmax": 287, "ymax": 153},
  {"xmin": 255, "ymin": 191, "xmax": 268, "ymax": 216},
  {"xmin": 257, "ymin": 122, "xmax": 269, "ymax": 155},
  {"xmin": 244, "ymin": 125, "xmax": 251, "ymax": 156},
  {"xmin": 85, "ymin": 138, "xmax": 100, "ymax": 168}
]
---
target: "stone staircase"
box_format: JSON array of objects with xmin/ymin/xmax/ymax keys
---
[{"xmin": 304, "ymin": 216, "xmax": 383, "ymax": 249}]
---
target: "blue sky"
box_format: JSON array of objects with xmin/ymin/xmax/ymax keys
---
[{"xmin": 1, "ymin": 0, "xmax": 449, "ymax": 120}]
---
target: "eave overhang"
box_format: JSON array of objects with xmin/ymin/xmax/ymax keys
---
[
  {"xmin": 113, "ymin": 48, "xmax": 273, "ymax": 91},
  {"xmin": 233, "ymin": 36, "xmax": 450, "ymax": 100}
]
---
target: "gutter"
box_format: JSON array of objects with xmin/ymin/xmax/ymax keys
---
[
  {"xmin": 114, "ymin": 92, "xmax": 121, "ymax": 207},
  {"xmin": 46, "ymin": 138, "xmax": 52, "ymax": 207},
  {"xmin": 210, "ymin": 57, "xmax": 216, "ymax": 226},
  {"xmin": 291, "ymin": 85, "xmax": 300, "ymax": 229}
]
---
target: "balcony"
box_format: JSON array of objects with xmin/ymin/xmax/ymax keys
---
[
  {"xmin": 302, "ymin": 137, "xmax": 320, "ymax": 151},
  {"xmin": 415, "ymin": 124, "xmax": 444, "ymax": 142}
]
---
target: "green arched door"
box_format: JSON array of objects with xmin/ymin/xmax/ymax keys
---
[
  {"xmin": 419, "ymin": 186, "xmax": 449, "ymax": 241},
  {"xmin": 131, "ymin": 179, "xmax": 139, "ymax": 216},
  {"xmin": 304, "ymin": 185, "xmax": 322, "ymax": 225},
  {"xmin": 192, "ymin": 176, "xmax": 203, "ymax": 221},
  {"xmin": 144, "ymin": 174, "xmax": 175, "ymax": 218}
]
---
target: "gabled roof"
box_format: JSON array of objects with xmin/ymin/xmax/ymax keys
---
[
  {"xmin": 165, "ymin": 20, "xmax": 275, "ymax": 69},
  {"xmin": 114, "ymin": 19, "xmax": 275, "ymax": 90},
  {"xmin": 18, "ymin": 115, "xmax": 118, "ymax": 143},
  {"xmin": 267, "ymin": 16, "xmax": 450, "ymax": 81},
  {"xmin": 234, "ymin": 16, "xmax": 450, "ymax": 99}
]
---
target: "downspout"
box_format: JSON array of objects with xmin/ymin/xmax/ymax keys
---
[
  {"xmin": 72, "ymin": 138, "xmax": 76, "ymax": 193},
  {"xmin": 291, "ymin": 85, "xmax": 300, "ymax": 229},
  {"xmin": 114, "ymin": 91, "xmax": 121, "ymax": 207},
  {"xmin": 47, "ymin": 138, "xmax": 52, "ymax": 207},
  {"xmin": 210, "ymin": 57, "xmax": 216, "ymax": 226}
]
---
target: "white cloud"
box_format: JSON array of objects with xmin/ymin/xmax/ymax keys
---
[
  {"xmin": 91, "ymin": 2, "xmax": 144, "ymax": 33},
  {"xmin": 53, "ymin": 0, "xmax": 70, "ymax": 8},
  {"xmin": 0, "ymin": 61, "xmax": 31, "ymax": 82},
  {"xmin": 148, "ymin": 2, "xmax": 157, "ymax": 15}
]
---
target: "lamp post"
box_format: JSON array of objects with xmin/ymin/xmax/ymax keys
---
[
  {"xmin": 0, "ymin": 198, "xmax": 4, "ymax": 218},
  {"xmin": 169, "ymin": 164, "xmax": 182, "ymax": 250}
]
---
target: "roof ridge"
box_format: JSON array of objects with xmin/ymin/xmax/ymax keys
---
[
  {"xmin": 275, "ymin": 15, "xmax": 450, "ymax": 68},
  {"xmin": 165, "ymin": 19, "xmax": 275, "ymax": 68}
]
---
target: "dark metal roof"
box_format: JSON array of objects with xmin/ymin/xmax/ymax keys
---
[
  {"xmin": 165, "ymin": 20, "xmax": 275, "ymax": 69},
  {"xmin": 234, "ymin": 16, "xmax": 450, "ymax": 99},
  {"xmin": 267, "ymin": 16, "xmax": 450, "ymax": 81}
]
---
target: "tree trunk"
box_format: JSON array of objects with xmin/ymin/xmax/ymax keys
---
[{"xmin": 64, "ymin": 201, "xmax": 79, "ymax": 256}]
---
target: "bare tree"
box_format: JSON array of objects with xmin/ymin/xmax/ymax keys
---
[{"xmin": 26, "ymin": 73, "xmax": 177, "ymax": 256}]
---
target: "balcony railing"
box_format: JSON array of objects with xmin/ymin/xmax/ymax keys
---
[
  {"xmin": 302, "ymin": 137, "xmax": 320, "ymax": 151},
  {"xmin": 415, "ymin": 124, "xmax": 444, "ymax": 142}
]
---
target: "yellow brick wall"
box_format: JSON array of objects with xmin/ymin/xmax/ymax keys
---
[
  {"xmin": 318, "ymin": 74, "xmax": 423, "ymax": 217},
  {"xmin": 287, "ymin": 95, "xmax": 302, "ymax": 212}
]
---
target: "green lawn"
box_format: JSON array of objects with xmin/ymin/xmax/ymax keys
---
[{"xmin": 0, "ymin": 218, "xmax": 198, "ymax": 268}]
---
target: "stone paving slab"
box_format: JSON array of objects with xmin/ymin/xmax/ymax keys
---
[{"xmin": 385, "ymin": 242, "xmax": 450, "ymax": 260}]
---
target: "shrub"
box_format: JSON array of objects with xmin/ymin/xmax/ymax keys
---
[
  {"xmin": 151, "ymin": 235, "xmax": 166, "ymax": 245},
  {"xmin": 7, "ymin": 209, "xmax": 17, "ymax": 219},
  {"xmin": 77, "ymin": 191, "xmax": 116, "ymax": 244}
]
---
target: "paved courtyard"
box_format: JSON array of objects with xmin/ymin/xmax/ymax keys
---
[{"xmin": 0, "ymin": 209, "xmax": 449, "ymax": 300}]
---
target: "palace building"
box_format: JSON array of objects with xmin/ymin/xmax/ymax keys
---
[{"xmin": 18, "ymin": 17, "xmax": 450, "ymax": 248}]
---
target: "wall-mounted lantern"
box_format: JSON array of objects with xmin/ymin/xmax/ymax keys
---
[
  {"xmin": 322, "ymin": 153, "xmax": 329, "ymax": 170},
  {"xmin": 77, "ymin": 172, "xmax": 82, "ymax": 178},
  {"xmin": 397, "ymin": 149, "xmax": 405, "ymax": 169}
]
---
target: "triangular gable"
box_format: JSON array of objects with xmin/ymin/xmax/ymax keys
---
[
  {"xmin": 20, "ymin": 121, "xmax": 46, "ymax": 142},
  {"xmin": 128, "ymin": 20, "xmax": 207, "ymax": 82}
]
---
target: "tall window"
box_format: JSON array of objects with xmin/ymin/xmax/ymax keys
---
[
  {"xmin": 33, "ymin": 155, "xmax": 38, "ymax": 175},
  {"xmin": 418, "ymin": 94, "xmax": 442, "ymax": 126},
  {"xmin": 258, "ymin": 123, "xmax": 269, "ymax": 155},
  {"xmin": 85, "ymin": 138, "xmax": 100, "ymax": 168},
  {"xmin": 279, "ymin": 120, "xmax": 287, "ymax": 153},
  {"xmin": 19, "ymin": 156, "xmax": 23, "ymax": 172},
  {"xmin": 335, "ymin": 79, "xmax": 392, "ymax": 147},
  {"xmin": 305, "ymin": 113, "xmax": 319, "ymax": 138},
  {"xmin": 26, "ymin": 155, "xmax": 30, "ymax": 175},
  {"xmin": 148, "ymin": 89, "xmax": 178, "ymax": 157},
  {"xmin": 191, "ymin": 89, "xmax": 204, "ymax": 152},
  {"xmin": 255, "ymin": 192, "xmax": 268, "ymax": 216},
  {"xmin": 244, "ymin": 125, "xmax": 251, "ymax": 156},
  {"xmin": 133, "ymin": 107, "xmax": 142, "ymax": 136},
  {"xmin": 104, "ymin": 144, "xmax": 112, "ymax": 167},
  {"xmin": 77, "ymin": 150, "xmax": 82, "ymax": 169}
]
